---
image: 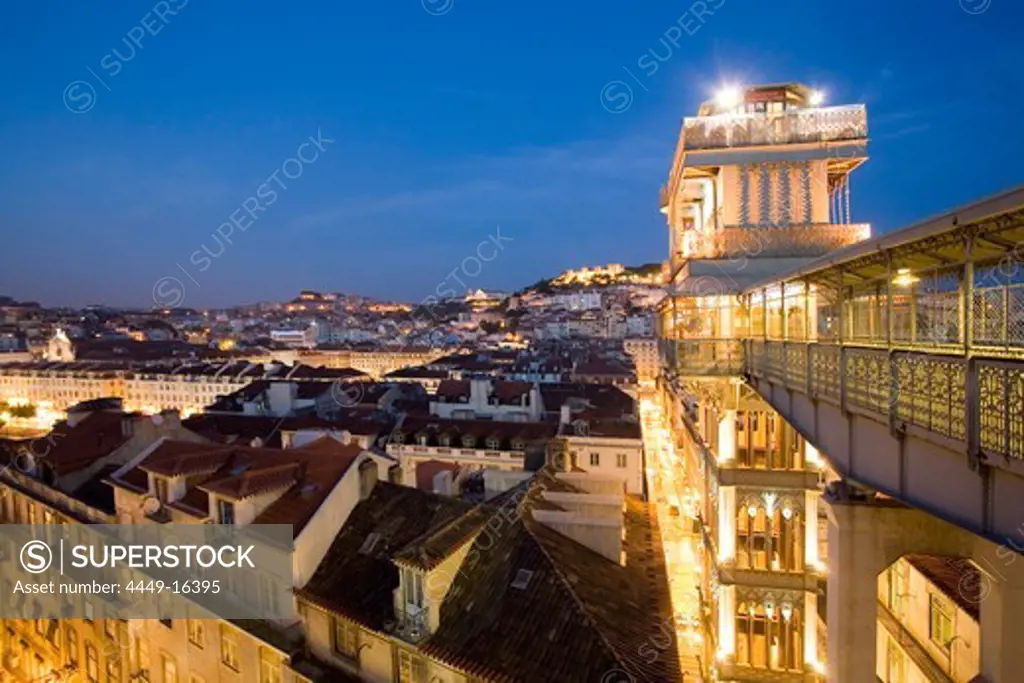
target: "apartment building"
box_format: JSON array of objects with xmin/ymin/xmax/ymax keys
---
[
  {"xmin": 285, "ymin": 347, "xmax": 445, "ymax": 379},
  {"xmin": 0, "ymin": 360, "xmax": 372, "ymax": 422},
  {"xmin": 0, "ymin": 409, "xmax": 202, "ymax": 683},
  {"xmin": 104, "ymin": 435, "xmax": 381, "ymax": 683},
  {"xmin": 877, "ymin": 555, "xmax": 981, "ymax": 683},
  {"xmin": 386, "ymin": 416, "xmax": 556, "ymax": 489},
  {"xmin": 429, "ymin": 379, "xmax": 543, "ymax": 422},
  {"xmin": 560, "ymin": 416, "xmax": 645, "ymax": 496}
]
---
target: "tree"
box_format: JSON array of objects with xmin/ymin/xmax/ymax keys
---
[{"xmin": 8, "ymin": 405, "xmax": 36, "ymax": 419}]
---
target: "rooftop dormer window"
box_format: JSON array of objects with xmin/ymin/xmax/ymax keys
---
[
  {"xmin": 511, "ymin": 439, "xmax": 525, "ymax": 451},
  {"xmin": 486, "ymin": 437, "xmax": 500, "ymax": 450},
  {"xmin": 438, "ymin": 434, "xmax": 451, "ymax": 447},
  {"xmin": 461, "ymin": 435, "xmax": 476, "ymax": 449},
  {"xmin": 218, "ymin": 500, "xmax": 235, "ymax": 525}
]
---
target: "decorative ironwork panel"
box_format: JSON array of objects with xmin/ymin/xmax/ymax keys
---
[
  {"xmin": 893, "ymin": 354, "xmax": 966, "ymax": 440},
  {"xmin": 688, "ymin": 224, "xmax": 870, "ymax": 260},
  {"xmin": 765, "ymin": 341, "xmax": 785, "ymax": 384},
  {"xmin": 979, "ymin": 362, "xmax": 1024, "ymax": 460},
  {"xmin": 758, "ymin": 163, "xmax": 771, "ymax": 228},
  {"xmin": 785, "ymin": 344, "xmax": 807, "ymax": 389},
  {"xmin": 800, "ymin": 162, "xmax": 812, "ymax": 224},
  {"xmin": 810, "ymin": 344, "xmax": 840, "ymax": 402},
  {"xmin": 779, "ymin": 162, "xmax": 792, "ymax": 226},
  {"xmin": 844, "ymin": 347, "xmax": 891, "ymax": 413},
  {"xmin": 682, "ymin": 104, "xmax": 868, "ymax": 151}
]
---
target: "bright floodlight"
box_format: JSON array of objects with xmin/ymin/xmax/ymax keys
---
[
  {"xmin": 714, "ymin": 85, "xmax": 742, "ymax": 110},
  {"xmin": 809, "ymin": 90, "xmax": 825, "ymax": 107}
]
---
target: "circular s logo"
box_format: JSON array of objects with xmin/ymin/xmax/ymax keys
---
[{"xmin": 20, "ymin": 540, "xmax": 53, "ymax": 574}]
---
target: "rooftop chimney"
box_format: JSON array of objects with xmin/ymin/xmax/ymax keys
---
[{"xmin": 532, "ymin": 475, "xmax": 626, "ymax": 565}]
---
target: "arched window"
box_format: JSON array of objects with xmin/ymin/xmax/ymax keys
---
[
  {"xmin": 737, "ymin": 502, "xmax": 803, "ymax": 572},
  {"xmin": 736, "ymin": 504, "xmax": 769, "ymax": 570},
  {"xmin": 735, "ymin": 601, "xmax": 803, "ymax": 671}
]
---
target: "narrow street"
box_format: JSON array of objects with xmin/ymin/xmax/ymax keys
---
[{"xmin": 640, "ymin": 394, "xmax": 704, "ymax": 681}]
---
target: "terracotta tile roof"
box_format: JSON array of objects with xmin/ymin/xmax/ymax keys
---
[
  {"xmin": 436, "ymin": 379, "xmax": 470, "ymax": 399},
  {"xmin": 253, "ymin": 439, "xmax": 364, "ymax": 535},
  {"xmin": 138, "ymin": 441, "xmax": 238, "ymax": 477},
  {"xmin": 539, "ymin": 383, "xmax": 635, "ymax": 418},
  {"xmin": 116, "ymin": 437, "xmax": 364, "ymax": 535},
  {"xmin": 905, "ymin": 554, "xmax": 982, "ymax": 620},
  {"xmin": 200, "ymin": 462, "xmax": 301, "ymax": 501},
  {"xmin": 491, "ymin": 380, "xmax": 533, "ymax": 405},
  {"xmin": 392, "ymin": 505, "xmax": 491, "ymax": 571},
  {"xmin": 184, "ymin": 411, "xmax": 388, "ymax": 448},
  {"xmin": 34, "ymin": 411, "xmax": 135, "ymax": 477},
  {"xmin": 183, "ymin": 414, "xmax": 288, "ymax": 448}
]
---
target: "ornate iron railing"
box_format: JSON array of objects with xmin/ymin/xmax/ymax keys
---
[
  {"xmin": 893, "ymin": 353, "xmax": 967, "ymax": 441},
  {"xmin": 809, "ymin": 344, "xmax": 840, "ymax": 402},
  {"xmin": 978, "ymin": 360, "xmax": 1024, "ymax": 460},
  {"xmin": 745, "ymin": 342, "xmax": 1017, "ymax": 460},
  {"xmin": 683, "ymin": 105, "xmax": 867, "ymax": 151},
  {"xmin": 684, "ymin": 224, "xmax": 870, "ymax": 260}
]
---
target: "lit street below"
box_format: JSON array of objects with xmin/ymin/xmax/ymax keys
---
[{"xmin": 641, "ymin": 393, "xmax": 704, "ymax": 681}]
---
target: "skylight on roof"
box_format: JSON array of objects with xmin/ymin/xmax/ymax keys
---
[
  {"xmin": 359, "ymin": 532, "xmax": 383, "ymax": 556},
  {"xmin": 511, "ymin": 568, "xmax": 534, "ymax": 590}
]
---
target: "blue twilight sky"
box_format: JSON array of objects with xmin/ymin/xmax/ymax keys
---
[{"xmin": 0, "ymin": 0, "xmax": 1021, "ymax": 308}]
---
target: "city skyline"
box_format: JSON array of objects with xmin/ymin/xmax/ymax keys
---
[{"xmin": 2, "ymin": 1, "xmax": 1021, "ymax": 309}]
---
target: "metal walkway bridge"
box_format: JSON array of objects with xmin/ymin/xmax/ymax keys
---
[{"xmin": 667, "ymin": 186, "xmax": 1024, "ymax": 543}]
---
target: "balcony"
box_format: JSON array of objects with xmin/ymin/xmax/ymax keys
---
[
  {"xmin": 663, "ymin": 339, "xmax": 744, "ymax": 376},
  {"xmin": 683, "ymin": 104, "xmax": 867, "ymax": 151},
  {"xmin": 683, "ymin": 223, "xmax": 870, "ymax": 260}
]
